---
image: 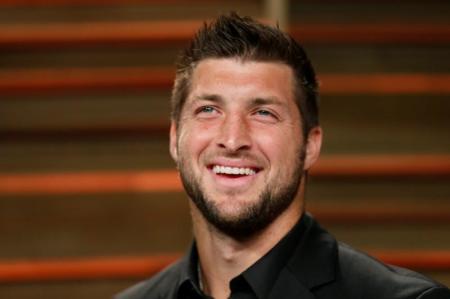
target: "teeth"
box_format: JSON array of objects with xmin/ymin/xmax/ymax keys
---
[{"xmin": 212, "ymin": 165, "xmax": 256, "ymax": 175}]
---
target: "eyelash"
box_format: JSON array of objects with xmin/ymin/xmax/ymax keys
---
[
  {"xmin": 196, "ymin": 105, "xmax": 218, "ymax": 115},
  {"xmin": 195, "ymin": 106, "xmax": 279, "ymax": 121},
  {"xmin": 255, "ymin": 109, "xmax": 273, "ymax": 117}
]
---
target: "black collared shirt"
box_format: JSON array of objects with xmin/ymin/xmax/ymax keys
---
[
  {"xmin": 115, "ymin": 213, "xmax": 449, "ymax": 299},
  {"xmin": 177, "ymin": 215, "xmax": 308, "ymax": 299}
]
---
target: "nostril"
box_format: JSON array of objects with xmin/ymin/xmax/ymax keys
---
[{"xmin": 216, "ymin": 142, "xmax": 251, "ymax": 152}]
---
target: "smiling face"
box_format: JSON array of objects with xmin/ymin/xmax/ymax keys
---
[{"xmin": 170, "ymin": 58, "xmax": 321, "ymax": 239}]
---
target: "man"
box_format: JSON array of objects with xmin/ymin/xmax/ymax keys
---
[{"xmin": 116, "ymin": 13, "xmax": 449, "ymax": 299}]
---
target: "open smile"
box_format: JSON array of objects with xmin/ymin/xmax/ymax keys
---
[
  {"xmin": 212, "ymin": 165, "xmax": 257, "ymax": 176},
  {"xmin": 207, "ymin": 164, "xmax": 262, "ymax": 184}
]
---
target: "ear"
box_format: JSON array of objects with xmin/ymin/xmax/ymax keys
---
[
  {"xmin": 169, "ymin": 121, "xmax": 178, "ymax": 163},
  {"xmin": 303, "ymin": 126, "xmax": 322, "ymax": 171}
]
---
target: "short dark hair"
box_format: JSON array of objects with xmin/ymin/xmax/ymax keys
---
[{"xmin": 171, "ymin": 12, "xmax": 319, "ymax": 136}]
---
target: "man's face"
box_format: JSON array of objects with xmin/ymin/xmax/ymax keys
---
[{"xmin": 170, "ymin": 58, "xmax": 319, "ymax": 239}]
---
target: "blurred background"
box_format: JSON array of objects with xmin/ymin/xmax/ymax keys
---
[{"xmin": 0, "ymin": 0, "xmax": 449, "ymax": 298}]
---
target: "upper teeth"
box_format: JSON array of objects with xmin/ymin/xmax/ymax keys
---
[{"xmin": 212, "ymin": 165, "xmax": 256, "ymax": 175}]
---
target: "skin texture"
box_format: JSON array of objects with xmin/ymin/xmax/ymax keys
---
[{"xmin": 169, "ymin": 58, "xmax": 322, "ymax": 298}]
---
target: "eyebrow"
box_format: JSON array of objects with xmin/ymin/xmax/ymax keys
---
[
  {"xmin": 191, "ymin": 94, "xmax": 286, "ymax": 111},
  {"xmin": 250, "ymin": 97, "xmax": 284, "ymax": 107},
  {"xmin": 192, "ymin": 94, "xmax": 225, "ymax": 104}
]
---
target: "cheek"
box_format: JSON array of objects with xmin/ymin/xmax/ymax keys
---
[
  {"xmin": 178, "ymin": 123, "xmax": 216, "ymax": 157},
  {"xmin": 255, "ymin": 128, "xmax": 303, "ymax": 168}
]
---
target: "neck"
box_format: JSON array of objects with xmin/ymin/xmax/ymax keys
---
[{"xmin": 190, "ymin": 197, "xmax": 303, "ymax": 299}]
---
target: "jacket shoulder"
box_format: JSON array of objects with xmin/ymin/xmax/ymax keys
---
[
  {"xmin": 417, "ymin": 287, "xmax": 450, "ymax": 299},
  {"xmin": 114, "ymin": 259, "xmax": 184, "ymax": 299},
  {"xmin": 336, "ymin": 243, "xmax": 450, "ymax": 299}
]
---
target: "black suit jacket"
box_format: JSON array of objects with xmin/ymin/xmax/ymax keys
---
[{"xmin": 116, "ymin": 214, "xmax": 449, "ymax": 298}]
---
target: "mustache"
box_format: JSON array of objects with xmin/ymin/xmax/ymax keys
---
[{"xmin": 203, "ymin": 149, "xmax": 265, "ymax": 164}]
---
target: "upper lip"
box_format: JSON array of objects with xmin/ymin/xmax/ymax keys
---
[{"xmin": 207, "ymin": 158, "xmax": 262, "ymax": 171}]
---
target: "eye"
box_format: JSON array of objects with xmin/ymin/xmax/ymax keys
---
[
  {"xmin": 199, "ymin": 106, "xmax": 216, "ymax": 114},
  {"xmin": 195, "ymin": 105, "xmax": 220, "ymax": 118},
  {"xmin": 256, "ymin": 109, "xmax": 273, "ymax": 117},
  {"xmin": 252, "ymin": 108, "xmax": 280, "ymax": 123}
]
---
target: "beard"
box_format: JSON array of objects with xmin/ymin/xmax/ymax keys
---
[{"xmin": 177, "ymin": 148, "xmax": 305, "ymax": 240}]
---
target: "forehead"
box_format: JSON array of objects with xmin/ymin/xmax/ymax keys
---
[{"xmin": 188, "ymin": 58, "xmax": 296, "ymax": 106}]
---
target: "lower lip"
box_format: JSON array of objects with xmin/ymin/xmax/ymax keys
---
[{"xmin": 208, "ymin": 169, "xmax": 259, "ymax": 189}]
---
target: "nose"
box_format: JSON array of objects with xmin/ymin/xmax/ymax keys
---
[{"xmin": 216, "ymin": 114, "xmax": 251, "ymax": 152}]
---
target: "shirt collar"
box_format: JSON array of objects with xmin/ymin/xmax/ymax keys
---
[
  {"xmin": 175, "ymin": 213, "xmax": 336, "ymax": 298},
  {"xmin": 177, "ymin": 242, "xmax": 209, "ymax": 298},
  {"xmin": 237, "ymin": 213, "xmax": 308, "ymax": 298}
]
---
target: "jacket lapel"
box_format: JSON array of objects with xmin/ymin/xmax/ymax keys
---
[
  {"xmin": 276, "ymin": 213, "xmax": 338, "ymax": 296},
  {"xmin": 289, "ymin": 214, "xmax": 338, "ymax": 289}
]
